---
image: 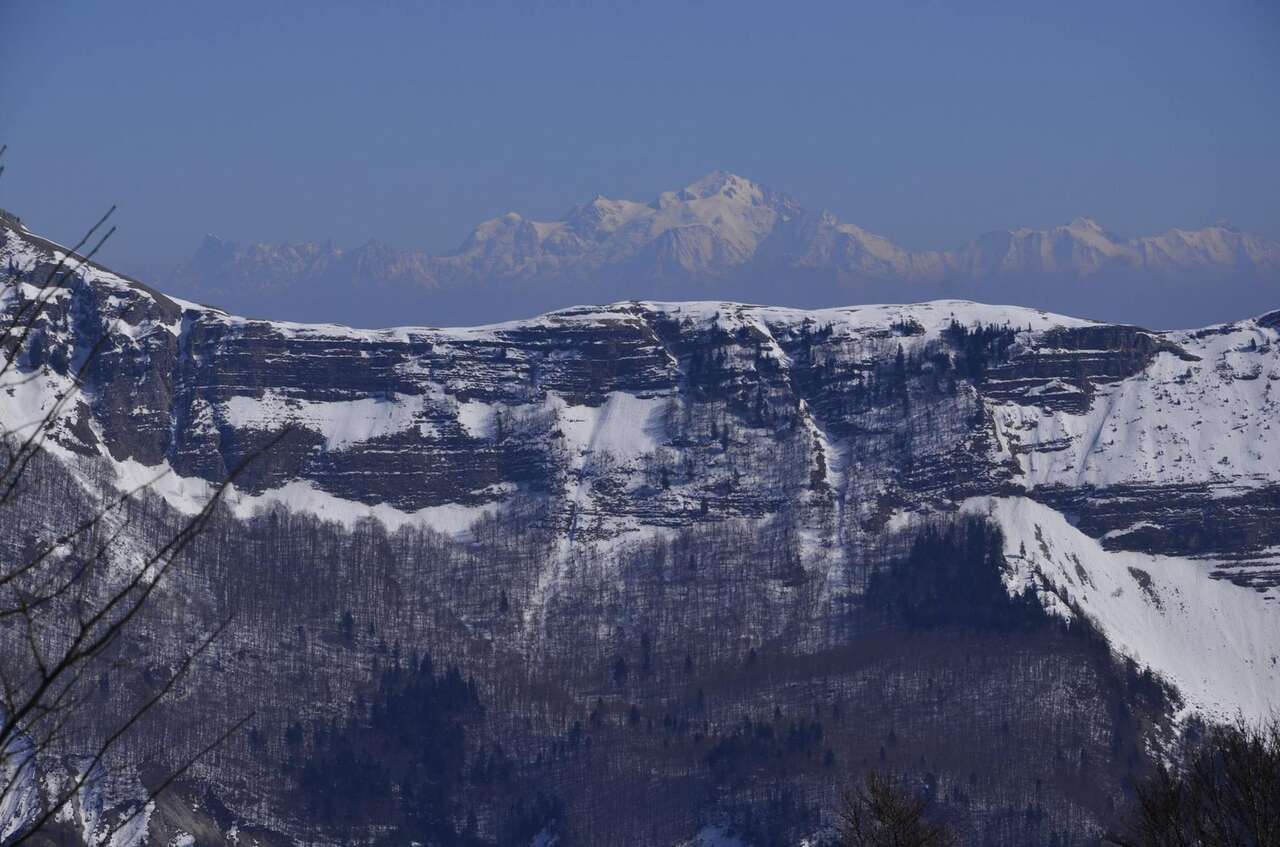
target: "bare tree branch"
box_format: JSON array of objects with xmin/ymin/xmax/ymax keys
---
[{"xmin": 0, "ymin": 202, "xmax": 289, "ymax": 839}]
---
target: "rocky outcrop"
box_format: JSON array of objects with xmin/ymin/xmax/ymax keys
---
[{"xmin": 982, "ymin": 324, "xmax": 1200, "ymax": 413}]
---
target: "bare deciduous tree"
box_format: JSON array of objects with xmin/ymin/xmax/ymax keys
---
[
  {"xmin": 0, "ymin": 153, "xmax": 279, "ymax": 843},
  {"xmin": 838, "ymin": 770, "xmax": 955, "ymax": 847},
  {"xmin": 1107, "ymin": 717, "xmax": 1280, "ymax": 847}
]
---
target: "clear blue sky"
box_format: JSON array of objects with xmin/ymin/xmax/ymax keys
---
[{"xmin": 2, "ymin": 0, "xmax": 1278, "ymax": 271}]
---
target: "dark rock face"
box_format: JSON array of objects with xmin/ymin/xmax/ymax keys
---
[
  {"xmin": 1035, "ymin": 483, "xmax": 1280, "ymax": 590},
  {"xmin": 982, "ymin": 324, "xmax": 1199, "ymax": 414}
]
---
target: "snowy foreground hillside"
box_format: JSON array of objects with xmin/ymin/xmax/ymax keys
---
[{"xmin": 3, "ymin": 209, "xmax": 1280, "ymax": 845}]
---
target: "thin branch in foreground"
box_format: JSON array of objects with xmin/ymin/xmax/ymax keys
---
[
  {"xmin": 0, "ymin": 427, "xmax": 290, "ymax": 759},
  {"xmin": 8, "ymin": 618, "xmax": 237, "ymax": 845},
  {"xmin": 0, "ymin": 201, "xmax": 291, "ymax": 842},
  {"xmin": 0, "ymin": 424, "xmax": 292, "ymax": 838}
]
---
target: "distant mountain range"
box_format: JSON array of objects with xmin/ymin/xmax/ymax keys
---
[{"xmin": 164, "ymin": 171, "xmax": 1280, "ymax": 328}]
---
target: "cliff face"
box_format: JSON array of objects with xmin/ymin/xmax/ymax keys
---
[
  {"xmin": 3, "ymin": 213, "xmax": 1280, "ymax": 845},
  {"xmin": 10, "ymin": 208, "xmax": 1280, "ymax": 571}
]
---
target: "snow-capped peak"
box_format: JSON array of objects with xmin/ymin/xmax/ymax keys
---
[
  {"xmin": 228, "ymin": 173, "xmax": 1280, "ymax": 286},
  {"xmin": 667, "ymin": 170, "xmax": 765, "ymax": 204},
  {"xmin": 1067, "ymin": 216, "xmax": 1105, "ymax": 232}
]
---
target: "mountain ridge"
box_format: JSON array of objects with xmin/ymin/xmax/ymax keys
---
[
  {"xmin": 171, "ymin": 170, "xmax": 1280, "ymax": 286},
  {"xmin": 3, "ymin": 208, "xmax": 1280, "ymax": 845},
  {"xmin": 147, "ymin": 171, "xmax": 1280, "ymax": 328}
]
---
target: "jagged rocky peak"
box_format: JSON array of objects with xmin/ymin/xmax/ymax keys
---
[
  {"xmin": 191, "ymin": 232, "xmax": 237, "ymax": 258},
  {"xmin": 663, "ymin": 169, "xmax": 770, "ymax": 205},
  {"xmin": 560, "ymin": 193, "xmax": 647, "ymax": 235},
  {"xmin": 1067, "ymin": 215, "xmax": 1105, "ymax": 232},
  {"xmin": 437, "ymin": 170, "xmax": 806, "ymax": 279},
  {"xmin": 185, "ymin": 172, "xmax": 1280, "ymax": 285}
]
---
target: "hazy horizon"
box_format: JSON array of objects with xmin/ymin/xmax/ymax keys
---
[{"xmin": 2, "ymin": 1, "xmax": 1278, "ymax": 279}]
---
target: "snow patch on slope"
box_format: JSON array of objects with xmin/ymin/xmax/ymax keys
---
[
  {"xmin": 965, "ymin": 496, "xmax": 1280, "ymax": 721},
  {"xmin": 993, "ymin": 318, "xmax": 1280, "ymax": 490},
  {"xmin": 647, "ymin": 298, "xmax": 1095, "ymax": 340},
  {"xmin": 223, "ymin": 390, "xmax": 435, "ymax": 448},
  {"xmin": 553, "ymin": 392, "xmax": 668, "ymax": 462},
  {"xmin": 227, "ymin": 479, "xmax": 499, "ymax": 535}
]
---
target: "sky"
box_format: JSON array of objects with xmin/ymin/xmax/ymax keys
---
[{"xmin": 2, "ymin": 0, "xmax": 1279, "ymax": 277}]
